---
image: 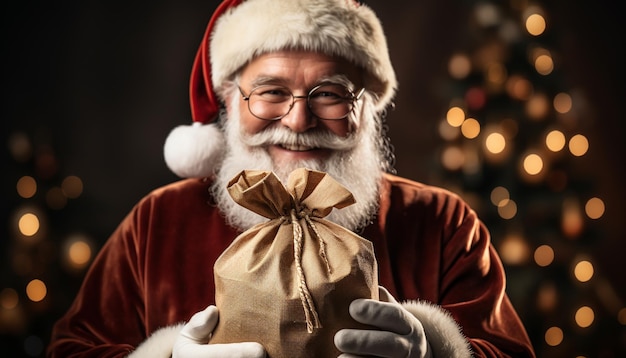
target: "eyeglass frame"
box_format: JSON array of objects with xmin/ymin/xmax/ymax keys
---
[{"xmin": 238, "ymin": 82, "xmax": 366, "ymax": 121}]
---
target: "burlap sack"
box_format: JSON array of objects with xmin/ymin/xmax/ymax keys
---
[{"xmin": 210, "ymin": 168, "xmax": 378, "ymax": 357}]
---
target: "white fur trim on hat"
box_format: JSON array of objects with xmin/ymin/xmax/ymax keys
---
[
  {"xmin": 163, "ymin": 122, "xmax": 225, "ymax": 178},
  {"xmin": 402, "ymin": 300, "xmax": 473, "ymax": 357},
  {"xmin": 210, "ymin": 0, "xmax": 397, "ymax": 112},
  {"xmin": 126, "ymin": 323, "xmax": 184, "ymax": 358}
]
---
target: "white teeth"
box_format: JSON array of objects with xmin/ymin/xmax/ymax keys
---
[{"xmin": 281, "ymin": 143, "xmax": 313, "ymax": 151}]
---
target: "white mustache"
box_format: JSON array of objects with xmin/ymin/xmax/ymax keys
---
[{"xmin": 238, "ymin": 126, "xmax": 358, "ymax": 151}]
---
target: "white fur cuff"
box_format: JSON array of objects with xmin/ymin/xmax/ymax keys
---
[
  {"xmin": 126, "ymin": 323, "xmax": 184, "ymax": 358},
  {"xmin": 402, "ymin": 300, "xmax": 473, "ymax": 358}
]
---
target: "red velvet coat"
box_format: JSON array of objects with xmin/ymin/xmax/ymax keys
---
[{"xmin": 48, "ymin": 174, "xmax": 535, "ymax": 357}]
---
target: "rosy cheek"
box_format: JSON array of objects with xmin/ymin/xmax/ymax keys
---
[{"xmin": 239, "ymin": 114, "xmax": 274, "ymax": 135}]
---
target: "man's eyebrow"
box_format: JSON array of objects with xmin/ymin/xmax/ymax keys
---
[
  {"xmin": 317, "ymin": 74, "xmax": 355, "ymax": 89},
  {"xmin": 249, "ymin": 74, "xmax": 356, "ymax": 90},
  {"xmin": 249, "ymin": 76, "xmax": 289, "ymax": 88}
]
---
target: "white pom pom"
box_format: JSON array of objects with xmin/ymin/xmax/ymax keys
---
[{"xmin": 163, "ymin": 122, "xmax": 225, "ymax": 178}]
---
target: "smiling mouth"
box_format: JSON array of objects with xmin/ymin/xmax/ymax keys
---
[{"xmin": 279, "ymin": 143, "xmax": 317, "ymax": 152}]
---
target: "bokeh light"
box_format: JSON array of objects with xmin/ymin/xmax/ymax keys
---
[
  {"xmin": 0, "ymin": 288, "xmax": 19, "ymax": 310},
  {"xmin": 534, "ymin": 245, "xmax": 555, "ymax": 267},
  {"xmin": 497, "ymin": 199, "xmax": 517, "ymax": 219},
  {"xmin": 62, "ymin": 176, "xmax": 84, "ymax": 199},
  {"xmin": 584, "ymin": 197, "xmax": 605, "ymax": 219},
  {"xmin": 525, "ymin": 13, "xmax": 546, "ymax": 36},
  {"xmin": 546, "ymin": 130, "xmax": 566, "ymax": 152},
  {"xmin": 16, "ymin": 176, "xmax": 37, "ymax": 199},
  {"xmin": 554, "ymin": 92, "xmax": 573, "ymax": 114},
  {"xmin": 446, "ymin": 106, "xmax": 465, "ymax": 127},
  {"xmin": 574, "ymin": 260, "xmax": 594, "ymax": 283},
  {"xmin": 448, "ymin": 53, "xmax": 472, "ymax": 79},
  {"xmin": 575, "ymin": 306, "xmax": 594, "ymax": 328},
  {"xmin": 490, "ymin": 186, "xmax": 510, "ymax": 206},
  {"xmin": 441, "ymin": 146, "xmax": 465, "ymax": 171},
  {"xmin": 499, "ymin": 234, "xmax": 531, "ymax": 265},
  {"xmin": 569, "ymin": 134, "xmax": 589, "ymax": 156},
  {"xmin": 534, "ymin": 54, "xmax": 554, "ymax": 75},
  {"xmin": 523, "ymin": 153, "xmax": 544, "ymax": 175},
  {"xmin": 485, "ymin": 132, "xmax": 506, "ymax": 154},
  {"xmin": 545, "ymin": 326, "xmax": 563, "ymax": 346},
  {"xmin": 25, "ymin": 280, "xmax": 47, "ymax": 303},
  {"xmin": 461, "ymin": 118, "xmax": 481, "ymax": 139},
  {"xmin": 562, "ymin": 198, "xmax": 584, "ymax": 238},
  {"xmin": 18, "ymin": 213, "xmax": 40, "ymax": 237}
]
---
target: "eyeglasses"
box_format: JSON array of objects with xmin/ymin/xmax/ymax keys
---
[{"xmin": 238, "ymin": 83, "xmax": 365, "ymax": 121}]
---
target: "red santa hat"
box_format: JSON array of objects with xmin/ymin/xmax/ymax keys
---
[{"xmin": 164, "ymin": 0, "xmax": 397, "ymax": 178}]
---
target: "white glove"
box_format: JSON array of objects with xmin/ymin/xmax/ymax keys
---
[
  {"xmin": 334, "ymin": 287, "xmax": 433, "ymax": 358},
  {"xmin": 173, "ymin": 305, "xmax": 266, "ymax": 358}
]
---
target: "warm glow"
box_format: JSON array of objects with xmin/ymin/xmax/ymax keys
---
[
  {"xmin": 585, "ymin": 197, "xmax": 605, "ymax": 219},
  {"xmin": 546, "ymin": 130, "xmax": 566, "ymax": 152},
  {"xmin": 554, "ymin": 92, "xmax": 573, "ymax": 114},
  {"xmin": 506, "ymin": 75, "xmax": 532, "ymax": 100},
  {"xmin": 535, "ymin": 54, "xmax": 554, "ymax": 75},
  {"xmin": 485, "ymin": 132, "xmax": 506, "ymax": 153},
  {"xmin": 461, "ymin": 118, "xmax": 481, "ymax": 139},
  {"xmin": 534, "ymin": 245, "xmax": 555, "ymax": 267},
  {"xmin": 562, "ymin": 198, "xmax": 584, "ymax": 238},
  {"xmin": 0, "ymin": 288, "xmax": 19, "ymax": 309},
  {"xmin": 449, "ymin": 54, "xmax": 472, "ymax": 79},
  {"xmin": 545, "ymin": 326, "xmax": 563, "ymax": 346},
  {"xmin": 439, "ymin": 119, "xmax": 460, "ymax": 141},
  {"xmin": 69, "ymin": 241, "xmax": 92, "ymax": 267},
  {"xmin": 18, "ymin": 213, "xmax": 40, "ymax": 237},
  {"xmin": 441, "ymin": 146, "xmax": 465, "ymax": 171},
  {"xmin": 569, "ymin": 134, "xmax": 589, "ymax": 156},
  {"xmin": 17, "ymin": 176, "xmax": 37, "ymax": 199},
  {"xmin": 618, "ymin": 308, "xmax": 626, "ymax": 325},
  {"xmin": 26, "ymin": 279, "xmax": 47, "ymax": 302},
  {"xmin": 526, "ymin": 13, "xmax": 546, "ymax": 36},
  {"xmin": 498, "ymin": 199, "xmax": 517, "ymax": 219},
  {"xmin": 575, "ymin": 306, "xmax": 595, "ymax": 328},
  {"xmin": 526, "ymin": 93, "xmax": 550, "ymax": 120},
  {"xmin": 537, "ymin": 283, "xmax": 558, "ymax": 311},
  {"xmin": 490, "ymin": 186, "xmax": 510, "ymax": 206},
  {"xmin": 486, "ymin": 62, "xmax": 507, "ymax": 87},
  {"xmin": 62, "ymin": 175, "xmax": 84, "ymax": 199},
  {"xmin": 523, "ymin": 153, "xmax": 543, "ymax": 175},
  {"xmin": 499, "ymin": 234, "xmax": 530, "ymax": 265},
  {"xmin": 446, "ymin": 107, "xmax": 465, "ymax": 127},
  {"xmin": 574, "ymin": 260, "xmax": 594, "ymax": 282}
]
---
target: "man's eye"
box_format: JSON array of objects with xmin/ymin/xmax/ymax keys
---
[
  {"xmin": 314, "ymin": 91, "xmax": 342, "ymax": 98},
  {"xmin": 256, "ymin": 87, "xmax": 291, "ymax": 100}
]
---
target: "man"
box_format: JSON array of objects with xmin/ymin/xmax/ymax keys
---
[{"xmin": 48, "ymin": 0, "xmax": 536, "ymax": 357}]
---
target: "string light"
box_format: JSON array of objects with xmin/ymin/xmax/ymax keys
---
[{"xmin": 437, "ymin": 1, "xmax": 614, "ymax": 355}]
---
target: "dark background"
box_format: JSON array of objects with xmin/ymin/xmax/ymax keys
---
[{"xmin": 2, "ymin": 0, "xmax": 624, "ymax": 356}]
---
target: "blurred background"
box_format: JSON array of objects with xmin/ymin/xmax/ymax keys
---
[{"xmin": 2, "ymin": 0, "xmax": 624, "ymax": 356}]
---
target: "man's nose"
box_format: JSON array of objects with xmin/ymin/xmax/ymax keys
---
[{"xmin": 280, "ymin": 97, "xmax": 317, "ymax": 133}]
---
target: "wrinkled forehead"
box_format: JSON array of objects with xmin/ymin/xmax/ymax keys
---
[{"xmin": 236, "ymin": 50, "xmax": 365, "ymax": 89}]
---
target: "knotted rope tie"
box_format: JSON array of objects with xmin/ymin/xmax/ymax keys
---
[{"xmin": 290, "ymin": 208, "xmax": 332, "ymax": 333}]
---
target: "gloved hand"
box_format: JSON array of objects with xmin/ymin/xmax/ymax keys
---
[
  {"xmin": 173, "ymin": 305, "xmax": 266, "ymax": 358},
  {"xmin": 334, "ymin": 286, "xmax": 433, "ymax": 358}
]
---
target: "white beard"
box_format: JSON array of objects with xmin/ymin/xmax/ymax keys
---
[{"xmin": 211, "ymin": 92, "xmax": 392, "ymax": 232}]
